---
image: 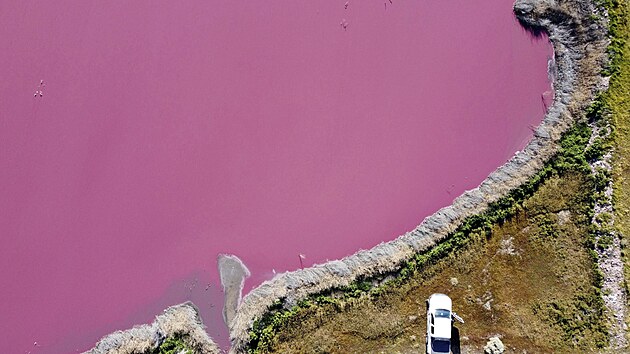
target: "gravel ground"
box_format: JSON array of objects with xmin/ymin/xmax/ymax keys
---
[{"xmin": 589, "ymin": 121, "xmax": 628, "ymax": 350}]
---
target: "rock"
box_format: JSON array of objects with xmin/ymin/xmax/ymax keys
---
[
  {"xmin": 513, "ymin": 0, "xmax": 534, "ymax": 15},
  {"xmin": 557, "ymin": 210, "xmax": 572, "ymax": 225},
  {"xmin": 450, "ymin": 277, "xmax": 459, "ymax": 286},
  {"xmin": 497, "ymin": 236, "xmax": 519, "ymax": 256},
  {"xmin": 408, "ymin": 315, "xmax": 418, "ymax": 322},
  {"xmin": 483, "ymin": 300, "xmax": 492, "ymax": 311},
  {"xmin": 479, "ymin": 291, "xmax": 494, "ymax": 311},
  {"xmin": 484, "ymin": 336, "xmax": 505, "ymax": 354}
]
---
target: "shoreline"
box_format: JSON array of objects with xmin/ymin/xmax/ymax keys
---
[{"xmin": 86, "ymin": 0, "xmax": 611, "ymax": 352}]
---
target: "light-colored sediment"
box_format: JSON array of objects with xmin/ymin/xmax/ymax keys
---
[
  {"xmin": 219, "ymin": 254, "xmax": 251, "ymax": 327},
  {"xmin": 228, "ymin": 0, "xmax": 610, "ymax": 352},
  {"xmin": 86, "ymin": 302, "xmax": 221, "ymax": 354},
  {"xmin": 589, "ymin": 122, "xmax": 628, "ymax": 349},
  {"xmin": 600, "ymin": 234, "xmax": 629, "ymax": 349}
]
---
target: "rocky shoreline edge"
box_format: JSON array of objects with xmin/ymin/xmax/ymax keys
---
[{"xmin": 87, "ymin": 0, "xmax": 611, "ymax": 353}]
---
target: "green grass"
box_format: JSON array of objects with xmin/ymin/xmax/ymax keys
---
[{"xmin": 147, "ymin": 335, "xmax": 193, "ymax": 354}]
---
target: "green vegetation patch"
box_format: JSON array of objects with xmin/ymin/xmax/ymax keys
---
[{"xmin": 146, "ymin": 335, "xmax": 193, "ymax": 354}]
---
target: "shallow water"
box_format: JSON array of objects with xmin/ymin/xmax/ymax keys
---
[{"xmin": 0, "ymin": 0, "xmax": 551, "ymax": 352}]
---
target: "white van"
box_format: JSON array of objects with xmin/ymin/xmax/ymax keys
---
[{"xmin": 426, "ymin": 293, "xmax": 458, "ymax": 354}]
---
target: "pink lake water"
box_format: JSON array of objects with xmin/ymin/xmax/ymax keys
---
[{"xmin": 0, "ymin": 0, "xmax": 552, "ymax": 352}]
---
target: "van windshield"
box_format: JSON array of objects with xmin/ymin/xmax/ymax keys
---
[
  {"xmin": 435, "ymin": 309, "xmax": 451, "ymax": 318},
  {"xmin": 431, "ymin": 338, "xmax": 450, "ymax": 353}
]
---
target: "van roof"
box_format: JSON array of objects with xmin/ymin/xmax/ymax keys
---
[
  {"xmin": 428, "ymin": 293, "xmax": 452, "ymax": 312},
  {"xmin": 433, "ymin": 317, "xmax": 452, "ymax": 339}
]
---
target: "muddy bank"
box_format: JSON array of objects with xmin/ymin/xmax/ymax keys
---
[
  {"xmin": 87, "ymin": 302, "xmax": 220, "ymax": 354},
  {"xmin": 228, "ymin": 0, "xmax": 609, "ymax": 352},
  {"xmin": 219, "ymin": 254, "xmax": 251, "ymax": 327}
]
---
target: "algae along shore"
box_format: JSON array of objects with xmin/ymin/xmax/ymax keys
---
[{"xmin": 83, "ymin": 0, "xmax": 625, "ymax": 352}]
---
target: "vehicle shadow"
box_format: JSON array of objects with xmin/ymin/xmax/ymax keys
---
[{"xmin": 451, "ymin": 325, "xmax": 461, "ymax": 354}]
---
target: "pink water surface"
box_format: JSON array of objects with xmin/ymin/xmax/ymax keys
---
[{"xmin": 0, "ymin": 1, "xmax": 552, "ymax": 352}]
